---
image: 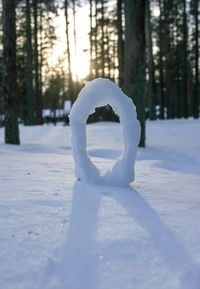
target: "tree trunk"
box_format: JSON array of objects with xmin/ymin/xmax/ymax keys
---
[
  {"xmin": 101, "ymin": 0, "xmax": 105, "ymax": 77},
  {"xmin": 193, "ymin": 0, "xmax": 199, "ymax": 118},
  {"xmin": 94, "ymin": 0, "xmax": 98, "ymax": 77},
  {"xmin": 64, "ymin": 0, "xmax": 74, "ymax": 103},
  {"xmin": 124, "ymin": 0, "xmax": 146, "ymax": 147},
  {"xmin": 183, "ymin": 0, "xmax": 188, "ymax": 118},
  {"xmin": 158, "ymin": 0, "xmax": 165, "ymax": 119},
  {"xmin": 174, "ymin": 2, "xmax": 182, "ymax": 118},
  {"xmin": 117, "ymin": 0, "xmax": 124, "ymax": 86},
  {"xmin": 146, "ymin": 0, "xmax": 156, "ymax": 120},
  {"xmin": 89, "ymin": 0, "xmax": 93, "ymax": 77},
  {"xmin": 72, "ymin": 0, "xmax": 77, "ymax": 57},
  {"xmin": 39, "ymin": 1, "xmax": 43, "ymax": 109},
  {"xmin": 2, "ymin": 0, "xmax": 20, "ymax": 144},
  {"xmin": 26, "ymin": 0, "xmax": 34, "ymax": 125},
  {"xmin": 33, "ymin": 0, "xmax": 43, "ymax": 124},
  {"xmin": 72, "ymin": 0, "xmax": 78, "ymax": 84},
  {"xmin": 163, "ymin": 0, "xmax": 173, "ymax": 119}
]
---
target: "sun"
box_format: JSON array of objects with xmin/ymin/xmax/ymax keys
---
[
  {"xmin": 49, "ymin": 6, "xmax": 90, "ymax": 81},
  {"xmin": 152, "ymin": 5, "xmax": 160, "ymax": 17}
]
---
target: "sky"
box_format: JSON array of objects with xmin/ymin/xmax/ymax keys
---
[
  {"xmin": 48, "ymin": 4, "xmax": 90, "ymax": 81},
  {"xmin": 47, "ymin": 2, "xmax": 160, "ymax": 81}
]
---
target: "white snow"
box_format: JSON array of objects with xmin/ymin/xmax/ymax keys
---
[
  {"xmin": 70, "ymin": 78, "xmax": 140, "ymax": 186},
  {"xmin": 0, "ymin": 119, "xmax": 200, "ymax": 289}
]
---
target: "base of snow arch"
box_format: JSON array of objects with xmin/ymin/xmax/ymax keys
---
[{"xmin": 69, "ymin": 78, "xmax": 141, "ymax": 186}]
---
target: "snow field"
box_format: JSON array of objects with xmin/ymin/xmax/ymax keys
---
[{"xmin": 0, "ymin": 119, "xmax": 200, "ymax": 289}]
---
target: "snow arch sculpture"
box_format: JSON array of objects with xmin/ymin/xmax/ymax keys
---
[{"xmin": 69, "ymin": 78, "xmax": 141, "ymax": 186}]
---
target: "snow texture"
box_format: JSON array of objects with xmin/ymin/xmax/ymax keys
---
[
  {"xmin": 69, "ymin": 78, "xmax": 141, "ymax": 186},
  {"xmin": 0, "ymin": 119, "xmax": 200, "ymax": 289}
]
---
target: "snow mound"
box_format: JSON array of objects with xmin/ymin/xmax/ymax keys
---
[{"xmin": 69, "ymin": 78, "xmax": 141, "ymax": 186}]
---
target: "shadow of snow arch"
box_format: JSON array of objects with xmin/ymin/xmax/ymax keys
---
[{"xmin": 47, "ymin": 181, "xmax": 200, "ymax": 289}]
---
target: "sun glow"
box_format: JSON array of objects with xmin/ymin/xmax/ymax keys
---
[
  {"xmin": 48, "ymin": 6, "xmax": 90, "ymax": 81},
  {"xmin": 152, "ymin": 5, "xmax": 160, "ymax": 17}
]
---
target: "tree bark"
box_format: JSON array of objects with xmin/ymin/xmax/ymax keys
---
[
  {"xmin": 2, "ymin": 0, "xmax": 20, "ymax": 144},
  {"xmin": 124, "ymin": 0, "xmax": 146, "ymax": 147}
]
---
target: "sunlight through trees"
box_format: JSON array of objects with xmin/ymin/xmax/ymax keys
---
[{"xmin": 0, "ymin": 0, "xmax": 199, "ymax": 144}]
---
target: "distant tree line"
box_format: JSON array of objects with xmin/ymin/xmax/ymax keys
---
[{"xmin": 0, "ymin": 0, "xmax": 199, "ymax": 146}]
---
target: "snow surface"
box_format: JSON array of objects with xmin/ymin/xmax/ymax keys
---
[
  {"xmin": 70, "ymin": 78, "xmax": 140, "ymax": 186},
  {"xmin": 0, "ymin": 119, "xmax": 200, "ymax": 289}
]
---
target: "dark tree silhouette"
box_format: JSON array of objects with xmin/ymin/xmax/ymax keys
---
[
  {"xmin": 2, "ymin": 0, "xmax": 20, "ymax": 144},
  {"xmin": 124, "ymin": 0, "xmax": 146, "ymax": 147}
]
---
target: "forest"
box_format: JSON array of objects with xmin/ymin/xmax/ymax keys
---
[{"xmin": 0, "ymin": 0, "xmax": 199, "ymax": 146}]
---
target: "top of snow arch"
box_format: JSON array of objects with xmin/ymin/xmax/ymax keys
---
[{"xmin": 69, "ymin": 78, "xmax": 141, "ymax": 186}]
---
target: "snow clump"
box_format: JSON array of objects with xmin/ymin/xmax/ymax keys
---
[{"xmin": 69, "ymin": 78, "xmax": 141, "ymax": 186}]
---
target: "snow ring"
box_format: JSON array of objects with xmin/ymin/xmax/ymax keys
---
[{"xmin": 69, "ymin": 78, "xmax": 141, "ymax": 186}]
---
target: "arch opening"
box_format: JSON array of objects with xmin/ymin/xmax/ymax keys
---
[{"xmin": 86, "ymin": 105, "xmax": 123, "ymax": 176}]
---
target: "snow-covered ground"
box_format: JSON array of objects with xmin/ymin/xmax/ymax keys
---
[{"xmin": 0, "ymin": 119, "xmax": 200, "ymax": 289}]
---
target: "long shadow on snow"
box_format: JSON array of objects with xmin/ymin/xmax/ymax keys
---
[
  {"xmin": 86, "ymin": 147, "xmax": 200, "ymax": 175},
  {"xmin": 137, "ymin": 147, "xmax": 200, "ymax": 175},
  {"xmin": 0, "ymin": 143, "xmax": 71, "ymax": 155},
  {"xmin": 47, "ymin": 181, "xmax": 101, "ymax": 289},
  {"xmin": 50, "ymin": 181, "xmax": 200, "ymax": 289}
]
